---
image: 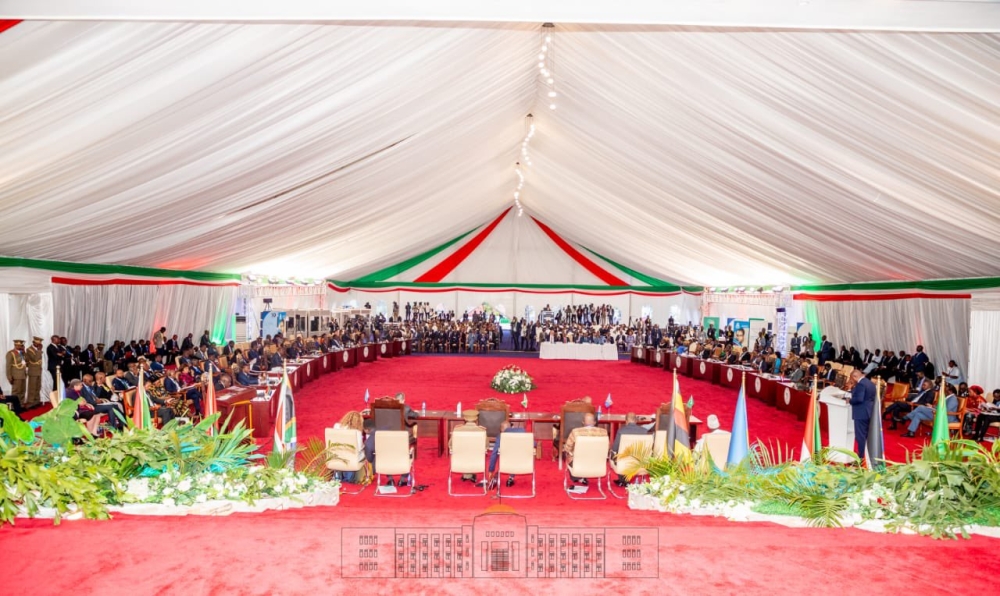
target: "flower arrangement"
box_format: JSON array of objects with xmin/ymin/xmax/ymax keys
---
[
  {"xmin": 0, "ymin": 401, "xmax": 342, "ymax": 525},
  {"xmin": 491, "ymin": 364, "xmax": 536, "ymax": 394},
  {"xmin": 620, "ymin": 439, "xmax": 1000, "ymax": 539}
]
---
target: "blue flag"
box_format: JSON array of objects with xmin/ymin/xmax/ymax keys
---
[
  {"xmin": 604, "ymin": 393, "xmax": 613, "ymax": 409},
  {"xmin": 726, "ymin": 382, "xmax": 750, "ymax": 468},
  {"xmin": 364, "ymin": 388, "xmax": 370, "ymax": 404}
]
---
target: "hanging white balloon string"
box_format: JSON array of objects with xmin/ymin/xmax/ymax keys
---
[{"xmin": 512, "ymin": 25, "xmax": 556, "ymax": 217}]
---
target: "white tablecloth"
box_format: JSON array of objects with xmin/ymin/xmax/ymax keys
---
[{"xmin": 539, "ymin": 343, "xmax": 619, "ymax": 361}]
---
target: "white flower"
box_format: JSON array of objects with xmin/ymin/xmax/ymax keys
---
[
  {"xmin": 195, "ymin": 494, "xmax": 207, "ymax": 503},
  {"xmin": 162, "ymin": 497, "xmax": 176, "ymax": 507},
  {"xmin": 162, "ymin": 487, "xmax": 174, "ymax": 496},
  {"xmin": 177, "ymin": 479, "xmax": 192, "ymax": 492}
]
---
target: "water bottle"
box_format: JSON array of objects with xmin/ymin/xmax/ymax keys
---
[
  {"xmin": 457, "ymin": 401, "xmax": 462, "ymax": 417},
  {"xmin": 597, "ymin": 406, "xmax": 602, "ymax": 420},
  {"xmin": 421, "ymin": 401, "xmax": 426, "ymax": 415}
]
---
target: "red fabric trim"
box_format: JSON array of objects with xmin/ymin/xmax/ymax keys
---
[
  {"xmin": 327, "ymin": 283, "xmax": 690, "ymax": 297},
  {"xmin": 531, "ymin": 217, "xmax": 628, "ymax": 286},
  {"xmin": 414, "ymin": 208, "xmax": 511, "ymax": 282},
  {"xmin": 52, "ymin": 277, "xmax": 240, "ymax": 287},
  {"xmin": 793, "ymin": 292, "xmax": 971, "ymax": 302},
  {"xmin": 0, "ymin": 20, "xmax": 21, "ymax": 35}
]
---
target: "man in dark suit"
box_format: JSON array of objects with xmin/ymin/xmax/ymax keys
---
[
  {"xmin": 236, "ymin": 364, "xmax": 259, "ymax": 387},
  {"xmin": 910, "ymin": 345, "xmax": 929, "ymax": 378},
  {"xmin": 45, "ymin": 335, "xmax": 64, "ymax": 386},
  {"xmin": 81, "ymin": 374, "xmax": 124, "ymax": 430},
  {"xmin": 611, "ymin": 413, "xmax": 649, "ymax": 487},
  {"xmin": 818, "ymin": 336, "xmax": 835, "ymax": 365},
  {"xmin": 848, "ymin": 369, "xmax": 876, "ymax": 459},
  {"xmin": 883, "ymin": 378, "xmax": 935, "ymax": 429}
]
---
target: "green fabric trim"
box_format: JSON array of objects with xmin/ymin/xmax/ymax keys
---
[
  {"xmin": 792, "ymin": 277, "xmax": 1000, "ymax": 293},
  {"xmin": 583, "ymin": 248, "xmax": 701, "ymax": 292},
  {"xmin": 0, "ymin": 256, "xmax": 241, "ymax": 282},
  {"xmin": 328, "ymin": 279, "xmax": 700, "ymax": 293},
  {"xmin": 351, "ymin": 227, "xmax": 476, "ymax": 283}
]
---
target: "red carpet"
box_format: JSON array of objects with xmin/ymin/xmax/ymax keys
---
[{"xmin": 2, "ymin": 357, "xmax": 993, "ymax": 595}]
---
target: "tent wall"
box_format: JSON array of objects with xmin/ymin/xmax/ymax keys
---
[
  {"xmin": 799, "ymin": 298, "xmax": 970, "ymax": 377},
  {"xmin": 53, "ymin": 283, "xmax": 238, "ymax": 347},
  {"xmin": 969, "ymin": 292, "xmax": 1000, "ymax": 393}
]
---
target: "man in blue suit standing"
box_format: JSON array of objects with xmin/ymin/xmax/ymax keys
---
[{"xmin": 848, "ymin": 369, "xmax": 876, "ymax": 459}]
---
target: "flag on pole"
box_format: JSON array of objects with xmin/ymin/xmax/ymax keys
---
[
  {"xmin": 666, "ymin": 370, "xmax": 691, "ymax": 460},
  {"xmin": 364, "ymin": 388, "xmax": 370, "ymax": 405},
  {"xmin": 520, "ymin": 393, "xmax": 528, "ymax": 409},
  {"xmin": 273, "ymin": 367, "xmax": 298, "ymax": 454},
  {"xmin": 604, "ymin": 393, "xmax": 613, "ymax": 409},
  {"xmin": 53, "ymin": 367, "xmax": 64, "ymax": 407},
  {"xmin": 800, "ymin": 377, "xmax": 822, "ymax": 462},
  {"xmin": 865, "ymin": 380, "xmax": 885, "ymax": 470},
  {"xmin": 133, "ymin": 368, "xmax": 151, "ymax": 430},
  {"xmin": 930, "ymin": 378, "xmax": 950, "ymax": 447},
  {"xmin": 726, "ymin": 373, "xmax": 750, "ymax": 467},
  {"xmin": 204, "ymin": 363, "xmax": 218, "ymax": 435}
]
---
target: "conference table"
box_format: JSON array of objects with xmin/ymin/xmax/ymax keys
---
[
  {"xmin": 216, "ymin": 386, "xmax": 273, "ymax": 438},
  {"xmin": 540, "ymin": 342, "xmax": 618, "ymax": 361},
  {"xmin": 407, "ymin": 409, "xmax": 702, "ymax": 458}
]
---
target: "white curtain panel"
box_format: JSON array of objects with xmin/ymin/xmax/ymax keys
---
[
  {"xmin": 969, "ymin": 311, "xmax": 1000, "ymax": 393},
  {"xmin": 805, "ymin": 298, "xmax": 971, "ymax": 378},
  {"xmin": 2, "ymin": 23, "xmax": 999, "ymax": 287},
  {"xmin": 153, "ymin": 284, "xmax": 239, "ymax": 343},
  {"xmin": 53, "ymin": 283, "xmax": 237, "ymax": 346},
  {"xmin": 53, "ymin": 284, "xmax": 159, "ymax": 346}
]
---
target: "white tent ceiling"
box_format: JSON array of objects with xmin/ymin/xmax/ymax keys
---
[{"xmin": 1, "ymin": 17, "xmax": 1000, "ymax": 286}]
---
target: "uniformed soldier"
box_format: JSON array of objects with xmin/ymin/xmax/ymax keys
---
[
  {"xmin": 5, "ymin": 340, "xmax": 27, "ymax": 409},
  {"xmin": 24, "ymin": 336, "xmax": 44, "ymax": 409}
]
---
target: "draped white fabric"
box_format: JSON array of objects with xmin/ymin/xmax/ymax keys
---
[
  {"xmin": 53, "ymin": 284, "xmax": 238, "ymax": 346},
  {"xmin": 2, "ymin": 22, "xmax": 999, "ymax": 287},
  {"xmin": 969, "ymin": 293, "xmax": 1000, "ymax": 392},
  {"xmin": 802, "ymin": 299, "xmax": 971, "ymax": 377},
  {"xmin": 0, "ymin": 292, "xmax": 54, "ymax": 402}
]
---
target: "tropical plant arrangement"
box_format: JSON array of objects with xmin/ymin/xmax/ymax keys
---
[
  {"xmin": 0, "ymin": 402, "xmax": 342, "ymax": 526},
  {"xmin": 490, "ymin": 364, "xmax": 537, "ymax": 394},
  {"xmin": 621, "ymin": 439, "xmax": 1000, "ymax": 540}
]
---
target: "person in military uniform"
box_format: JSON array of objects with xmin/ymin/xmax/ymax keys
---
[
  {"xmin": 5, "ymin": 339, "xmax": 27, "ymax": 409},
  {"xmin": 24, "ymin": 337, "xmax": 44, "ymax": 409}
]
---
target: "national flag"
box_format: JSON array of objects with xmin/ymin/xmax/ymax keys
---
[
  {"xmin": 204, "ymin": 362, "xmax": 218, "ymax": 435},
  {"xmin": 800, "ymin": 377, "xmax": 822, "ymax": 463},
  {"xmin": 866, "ymin": 380, "xmax": 885, "ymax": 470},
  {"xmin": 726, "ymin": 372, "xmax": 750, "ymax": 468},
  {"xmin": 364, "ymin": 388, "xmax": 370, "ymax": 405},
  {"xmin": 520, "ymin": 393, "xmax": 528, "ymax": 409},
  {"xmin": 133, "ymin": 368, "xmax": 151, "ymax": 430},
  {"xmin": 666, "ymin": 370, "xmax": 691, "ymax": 461},
  {"xmin": 930, "ymin": 378, "xmax": 950, "ymax": 447},
  {"xmin": 604, "ymin": 393, "xmax": 613, "ymax": 409},
  {"xmin": 273, "ymin": 367, "xmax": 298, "ymax": 455}
]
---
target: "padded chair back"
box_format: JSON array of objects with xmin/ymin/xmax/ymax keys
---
[
  {"xmin": 704, "ymin": 432, "xmax": 733, "ymax": 470},
  {"xmin": 652, "ymin": 430, "xmax": 668, "ymax": 458},
  {"xmin": 476, "ymin": 398, "xmax": 510, "ymax": 439},
  {"xmin": 613, "ymin": 434, "xmax": 653, "ymax": 474},
  {"xmin": 450, "ymin": 431, "xmax": 487, "ymax": 474},
  {"xmin": 568, "ymin": 435, "xmax": 610, "ymax": 479},
  {"xmin": 558, "ymin": 400, "xmax": 596, "ymax": 454},
  {"xmin": 498, "ymin": 433, "xmax": 535, "ymax": 475},
  {"xmin": 374, "ymin": 430, "xmax": 412, "ymax": 476},
  {"xmin": 654, "ymin": 403, "xmax": 674, "ymax": 434},
  {"xmin": 372, "ymin": 398, "xmax": 406, "ymax": 431},
  {"xmin": 325, "ymin": 428, "xmax": 364, "ymax": 473}
]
